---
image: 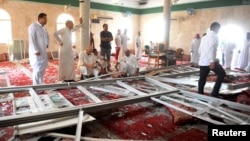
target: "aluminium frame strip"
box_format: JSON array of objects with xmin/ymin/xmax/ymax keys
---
[
  {"xmin": 0, "ymin": 76, "xmax": 146, "ymax": 93},
  {"xmin": 103, "ymin": 85, "xmax": 132, "ymax": 95},
  {"xmin": 13, "ymin": 61, "xmax": 32, "ymax": 79},
  {"xmin": 158, "ymin": 66, "xmax": 200, "ymax": 77},
  {"xmin": 163, "ymin": 93, "xmax": 247, "ymax": 124},
  {"xmin": 151, "ymin": 97, "xmax": 225, "ymax": 125},
  {"xmin": 16, "ymin": 114, "xmax": 95, "ymax": 135},
  {"xmin": 89, "ymin": 86, "xmax": 132, "ymax": 97},
  {"xmin": 180, "ymin": 90, "xmax": 250, "ymax": 112},
  {"xmin": 145, "ymin": 77, "xmax": 178, "ymax": 91},
  {"xmin": 116, "ymin": 80, "xmax": 147, "ymax": 96},
  {"xmin": 75, "ymin": 109, "xmax": 84, "ymax": 141},
  {"xmin": 217, "ymin": 107, "xmax": 250, "ymax": 122},
  {"xmin": 151, "ymin": 92, "xmax": 250, "ymax": 125},
  {"xmin": 29, "ymin": 88, "xmax": 46, "ymax": 111},
  {"xmin": 151, "ymin": 96, "xmax": 250, "ymax": 125},
  {"xmin": 0, "ymin": 70, "xmax": 11, "ymax": 87},
  {"xmin": 76, "ymin": 86, "xmax": 102, "ymax": 103},
  {"xmin": 139, "ymin": 63, "xmax": 191, "ymax": 75},
  {"xmin": 44, "ymin": 132, "xmax": 151, "ymax": 141},
  {"xmin": 153, "ymin": 75, "xmax": 250, "ymax": 92}
]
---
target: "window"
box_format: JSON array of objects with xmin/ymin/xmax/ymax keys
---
[
  {"xmin": 56, "ymin": 13, "xmax": 75, "ymax": 44},
  {"xmin": 0, "ymin": 9, "xmax": 12, "ymax": 44}
]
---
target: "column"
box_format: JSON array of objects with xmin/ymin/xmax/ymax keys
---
[
  {"xmin": 163, "ymin": 0, "xmax": 172, "ymax": 51},
  {"xmin": 163, "ymin": 0, "xmax": 172, "ymax": 66},
  {"xmin": 79, "ymin": 0, "xmax": 90, "ymax": 51}
]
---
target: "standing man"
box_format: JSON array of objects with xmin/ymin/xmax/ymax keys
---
[
  {"xmin": 120, "ymin": 29, "xmax": 129, "ymax": 59},
  {"xmin": 28, "ymin": 13, "xmax": 49, "ymax": 85},
  {"xmin": 243, "ymin": 32, "xmax": 250, "ymax": 72},
  {"xmin": 100, "ymin": 23, "xmax": 113, "ymax": 71},
  {"xmin": 72, "ymin": 45, "xmax": 79, "ymax": 60},
  {"xmin": 90, "ymin": 31, "xmax": 95, "ymax": 49},
  {"xmin": 54, "ymin": 18, "xmax": 83, "ymax": 82},
  {"xmin": 198, "ymin": 22, "xmax": 226, "ymax": 97},
  {"xmin": 115, "ymin": 29, "xmax": 122, "ymax": 61},
  {"xmin": 190, "ymin": 33, "xmax": 201, "ymax": 67},
  {"xmin": 236, "ymin": 32, "xmax": 250, "ymax": 70},
  {"xmin": 135, "ymin": 31, "xmax": 142, "ymax": 60},
  {"xmin": 222, "ymin": 40, "xmax": 236, "ymax": 69}
]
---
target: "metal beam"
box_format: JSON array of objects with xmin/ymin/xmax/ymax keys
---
[{"xmin": 0, "ymin": 76, "xmax": 145, "ymax": 94}]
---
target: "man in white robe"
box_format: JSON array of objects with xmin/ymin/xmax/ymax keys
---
[
  {"xmin": 119, "ymin": 29, "xmax": 129, "ymax": 59},
  {"xmin": 115, "ymin": 29, "xmax": 122, "ymax": 61},
  {"xmin": 93, "ymin": 49, "xmax": 107, "ymax": 74},
  {"xmin": 236, "ymin": 32, "xmax": 250, "ymax": 70},
  {"xmin": 244, "ymin": 32, "xmax": 250, "ymax": 72},
  {"xmin": 28, "ymin": 13, "xmax": 49, "ymax": 85},
  {"xmin": 115, "ymin": 49, "xmax": 139, "ymax": 77},
  {"xmin": 231, "ymin": 43, "xmax": 241, "ymax": 69},
  {"xmin": 244, "ymin": 49, "xmax": 250, "ymax": 72},
  {"xmin": 54, "ymin": 18, "xmax": 83, "ymax": 82},
  {"xmin": 190, "ymin": 33, "xmax": 201, "ymax": 67},
  {"xmin": 135, "ymin": 31, "xmax": 142, "ymax": 60},
  {"xmin": 72, "ymin": 45, "xmax": 79, "ymax": 59},
  {"xmin": 78, "ymin": 47, "xmax": 100, "ymax": 80},
  {"xmin": 222, "ymin": 40, "xmax": 236, "ymax": 69},
  {"xmin": 150, "ymin": 41, "xmax": 156, "ymax": 50}
]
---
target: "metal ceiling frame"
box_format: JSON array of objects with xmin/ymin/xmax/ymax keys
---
[
  {"xmin": 0, "ymin": 76, "xmax": 178, "ymax": 127},
  {"xmin": 1, "ymin": 65, "xmax": 250, "ymax": 140}
]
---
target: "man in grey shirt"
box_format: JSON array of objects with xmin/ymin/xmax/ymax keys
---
[{"xmin": 100, "ymin": 23, "xmax": 113, "ymax": 71}]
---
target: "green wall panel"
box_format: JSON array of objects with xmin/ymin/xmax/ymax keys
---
[
  {"xmin": 21, "ymin": 0, "xmax": 79, "ymax": 7},
  {"xmin": 139, "ymin": 7, "xmax": 163, "ymax": 14},
  {"xmin": 90, "ymin": 2, "xmax": 140, "ymax": 14}
]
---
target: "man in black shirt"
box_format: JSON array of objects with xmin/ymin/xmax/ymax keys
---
[{"xmin": 100, "ymin": 23, "xmax": 113, "ymax": 71}]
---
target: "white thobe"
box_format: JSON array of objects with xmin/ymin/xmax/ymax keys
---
[
  {"xmin": 94, "ymin": 55, "xmax": 107, "ymax": 69},
  {"xmin": 190, "ymin": 38, "xmax": 200, "ymax": 65},
  {"xmin": 78, "ymin": 51, "xmax": 99, "ymax": 77},
  {"xmin": 120, "ymin": 33, "xmax": 129, "ymax": 59},
  {"xmin": 28, "ymin": 22, "xmax": 49, "ymax": 85},
  {"xmin": 119, "ymin": 54, "xmax": 139, "ymax": 76},
  {"xmin": 115, "ymin": 34, "xmax": 122, "ymax": 59},
  {"xmin": 231, "ymin": 44, "xmax": 241, "ymax": 69},
  {"xmin": 236, "ymin": 39, "xmax": 250, "ymax": 69},
  {"xmin": 135, "ymin": 35, "xmax": 142, "ymax": 59},
  {"xmin": 223, "ymin": 41, "xmax": 236, "ymax": 69},
  {"xmin": 199, "ymin": 31, "xmax": 219, "ymax": 66},
  {"xmin": 115, "ymin": 34, "xmax": 122, "ymax": 47},
  {"xmin": 244, "ymin": 47, "xmax": 250, "ymax": 72},
  {"xmin": 72, "ymin": 48, "xmax": 78, "ymax": 59},
  {"xmin": 54, "ymin": 24, "xmax": 82, "ymax": 81}
]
